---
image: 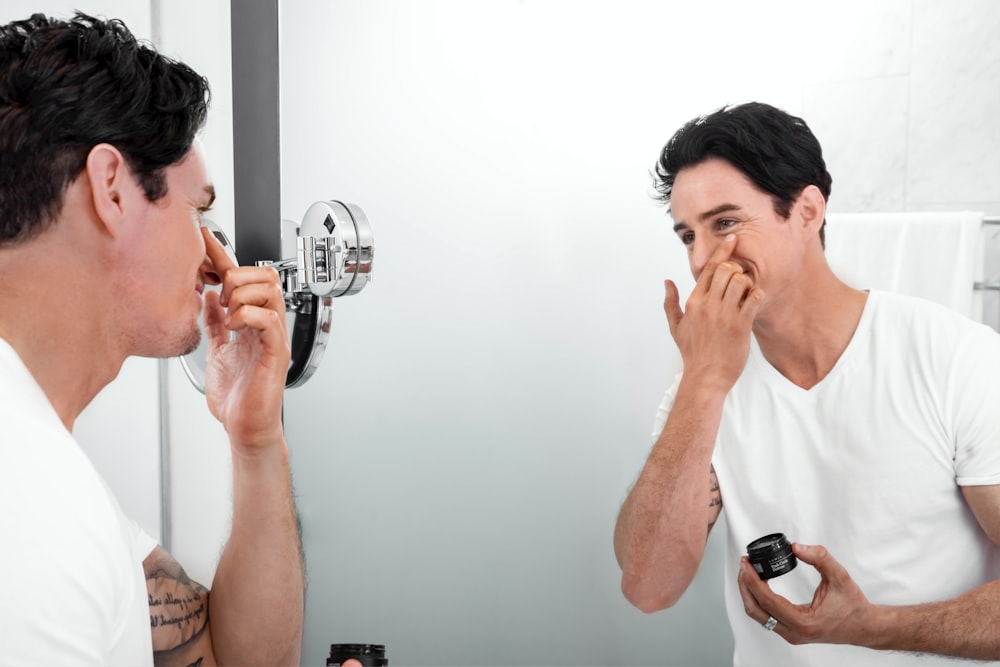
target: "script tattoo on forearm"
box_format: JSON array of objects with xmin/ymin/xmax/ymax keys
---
[
  {"xmin": 708, "ymin": 464, "xmax": 723, "ymax": 532},
  {"xmin": 144, "ymin": 546, "xmax": 210, "ymax": 666}
]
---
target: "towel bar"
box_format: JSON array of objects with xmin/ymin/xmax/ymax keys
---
[{"xmin": 974, "ymin": 281, "xmax": 1000, "ymax": 291}]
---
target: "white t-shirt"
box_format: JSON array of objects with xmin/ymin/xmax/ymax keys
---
[
  {"xmin": 652, "ymin": 291, "xmax": 1000, "ymax": 666},
  {"xmin": 0, "ymin": 338, "xmax": 155, "ymax": 665}
]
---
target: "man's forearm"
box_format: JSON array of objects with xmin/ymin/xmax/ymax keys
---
[
  {"xmin": 209, "ymin": 440, "xmax": 304, "ymax": 666},
  {"xmin": 864, "ymin": 579, "xmax": 1000, "ymax": 660},
  {"xmin": 615, "ymin": 380, "xmax": 726, "ymax": 611}
]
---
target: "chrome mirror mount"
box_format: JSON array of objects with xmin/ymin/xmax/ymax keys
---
[{"xmin": 179, "ymin": 201, "xmax": 374, "ymax": 392}]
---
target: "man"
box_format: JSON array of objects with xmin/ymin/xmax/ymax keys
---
[
  {"xmin": 0, "ymin": 13, "xmax": 311, "ymax": 665},
  {"xmin": 614, "ymin": 102, "xmax": 1000, "ymax": 665}
]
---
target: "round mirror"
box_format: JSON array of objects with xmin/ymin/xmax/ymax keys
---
[{"xmin": 179, "ymin": 219, "xmax": 237, "ymax": 394}]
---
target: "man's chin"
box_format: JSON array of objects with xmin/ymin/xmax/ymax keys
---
[{"xmin": 177, "ymin": 328, "xmax": 203, "ymax": 357}]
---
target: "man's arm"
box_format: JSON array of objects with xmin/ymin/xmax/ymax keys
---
[
  {"xmin": 614, "ymin": 234, "xmax": 763, "ymax": 612},
  {"xmin": 614, "ymin": 410, "xmax": 725, "ymax": 612},
  {"xmin": 145, "ymin": 546, "xmax": 215, "ymax": 666},
  {"xmin": 195, "ymin": 227, "xmax": 302, "ymax": 665},
  {"xmin": 209, "ymin": 438, "xmax": 303, "ymax": 666},
  {"xmin": 143, "ymin": 448, "xmax": 302, "ymax": 667},
  {"xmin": 737, "ymin": 484, "xmax": 1000, "ymax": 660}
]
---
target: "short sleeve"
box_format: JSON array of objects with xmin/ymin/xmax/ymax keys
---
[
  {"xmin": 951, "ymin": 323, "xmax": 1000, "ymax": 486},
  {"xmin": 130, "ymin": 520, "xmax": 158, "ymax": 564}
]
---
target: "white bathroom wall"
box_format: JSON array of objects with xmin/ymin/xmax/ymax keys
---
[{"xmin": 276, "ymin": 1, "xmax": 1000, "ymax": 666}]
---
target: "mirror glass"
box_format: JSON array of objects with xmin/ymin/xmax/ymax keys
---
[
  {"xmin": 276, "ymin": 2, "xmax": 1000, "ymax": 666},
  {"xmin": 178, "ymin": 220, "xmax": 236, "ymax": 394}
]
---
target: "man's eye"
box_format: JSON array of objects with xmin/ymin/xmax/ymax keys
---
[
  {"xmin": 719, "ymin": 219, "xmax": 737, "ymax": 230},
  {"xmin": 681, "ymin": 231, "xmax": 695, "ymax": 246}
]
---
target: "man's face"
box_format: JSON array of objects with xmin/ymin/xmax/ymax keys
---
[
  {"xmin": 668, "ymin": 158, "xmax": 802, "ymax": 304},
  {"xmin": 118, "ymin": 145, "xmax": 216, "ymax": 358}
]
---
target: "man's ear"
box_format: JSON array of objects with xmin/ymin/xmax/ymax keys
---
[
  {"xmin": 796, "ymin": 184, "xmax": 826, "ymax": 236},
  {"xmin": 85, "ymin": 143, "xmax": 140, "ymax": 238}
]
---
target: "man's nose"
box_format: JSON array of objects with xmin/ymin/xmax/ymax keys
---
[
  {"xmin": 199, "ymin": 256, "xmax": 222, "ymax": 286},
  {"xmin": 690, "ymin": 236, "xmax": 720, "ymax": 278}
]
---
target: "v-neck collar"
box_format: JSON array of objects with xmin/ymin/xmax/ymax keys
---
[{"xmin": 746, "ymin": 291, "xmax": 876, "ymax": 396}]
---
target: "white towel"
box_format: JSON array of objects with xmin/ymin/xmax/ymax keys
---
[{"xmin": 825, "ymin": 211, "xmax": 984, "ymax": 320}]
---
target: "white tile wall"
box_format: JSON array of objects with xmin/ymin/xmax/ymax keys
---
[
  {"xmin": 908, "ymin": 1, "xmax": 1000, "ymax": 209},
  {"xmin": 805, "ymin": 76, "xmax": 910, "ymax": 212},
  {"xmin": 799, "ymin": 0, "xmax": 1000, "ymax": 328},
  {"xmin": 803, "ymin": 1, "xmax": 1000, "ymax": 215}
]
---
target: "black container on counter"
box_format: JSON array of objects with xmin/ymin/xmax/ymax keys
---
[{"xmin": 327, "ymin": 643, "xmax": 388, "ymax": 666}]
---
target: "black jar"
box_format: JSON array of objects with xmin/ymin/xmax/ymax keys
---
[
  {"xmin": 327, "ymin": 643, "xmax": 388, "ymax": 666},
  {"xmin": 746, "ymin": 533, "xmax": 797, "ymax": 580}
]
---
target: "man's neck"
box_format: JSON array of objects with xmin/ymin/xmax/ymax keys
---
[
  {"xmin": 0, "ymin": 230, "xmax": 124, "ymax": 431},
  {"xmin": 752, "ymin": 272, "xmax": 868, "ymax": 390}
]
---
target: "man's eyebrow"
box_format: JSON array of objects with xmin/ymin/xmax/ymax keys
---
[
  {"xmin": 671, "ymin": 202, "xmax": 744, "ymax": 232},
  {"xmin": 698, "ymin": 203, "xmax": 741, "ymax": 222},
  {"xmin": 201, "ymin": 185, "xmax": 217, "ymax": 209}
]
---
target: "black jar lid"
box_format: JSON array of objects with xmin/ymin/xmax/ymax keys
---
[{"xmin": 746, "ymin": 532, "xmax": 791, "ymax": 557}]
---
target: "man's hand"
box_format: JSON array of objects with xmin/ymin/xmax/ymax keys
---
[
  {"xmin": 664, "ymin": 234, "xmax": 763, "ymax": 393},
  {"xmin": 737, "ymin": 542, "xmax": 877, "ymax": 647},
  {"xmin": 200, "ymin": 226, "xmax": 291, "ymax": 450}
]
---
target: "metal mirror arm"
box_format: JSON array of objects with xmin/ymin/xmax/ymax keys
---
[{"xmin": 257, "ymin": 233, "xmax": 345, "ymax": 302}]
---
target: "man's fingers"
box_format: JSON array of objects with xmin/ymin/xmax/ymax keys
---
[
  {"xmin": 737, "ymin": 558, "xmax": 770, "ymax": 622},
  {"xmin": 720, "ymin": 270, "xmax": 753, "ymax": 308},
  {"xmin": 207, "ymin": 281, "xmax": 289, "ymax": 353},
  {"xmin": 201, "ymin": 226, "xmax": 237, "ymax": 276},
  {"xmin": 225, "ymin": 280, "xmax": 286, "ymax": 315},
  {"xmin": 664, "ymin": 279, "xmax": 683, "ymax": 338},
  {"xmin": 224, "ymin": 305, "xmax": 289, "ymax": 353},
  {"xmin": 793, "ymin": 544, "xmax": 847, "ymax": 585},
  {"xmin": 202, "ymin": 290, "xmax": 230, "ymax": 350},
  {"xmin": 738, "ymin": 558, "xmax": 805, "ymax": 640},
  {"xmin": 216, "ymin": 265, "xmax": 282, "ymax": 310},
  {"xmin": 740, "ymin": 287, "xmax": 766, "ymax": 323},
  {"xmin": 200, "ymin": 227, "xmax": 280, "ymax": 310},
  {"xmin": 694, "ymin": 233, "xmax": 737, "ymax": 293}
]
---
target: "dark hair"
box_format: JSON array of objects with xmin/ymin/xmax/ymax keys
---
[
  {"xmin": 0, "ymin": 12, "xmax": 210, "ymax": 245},
  {"xmin": 653, "ymin": 102, "xmax": 832, "ymax": 245}
]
